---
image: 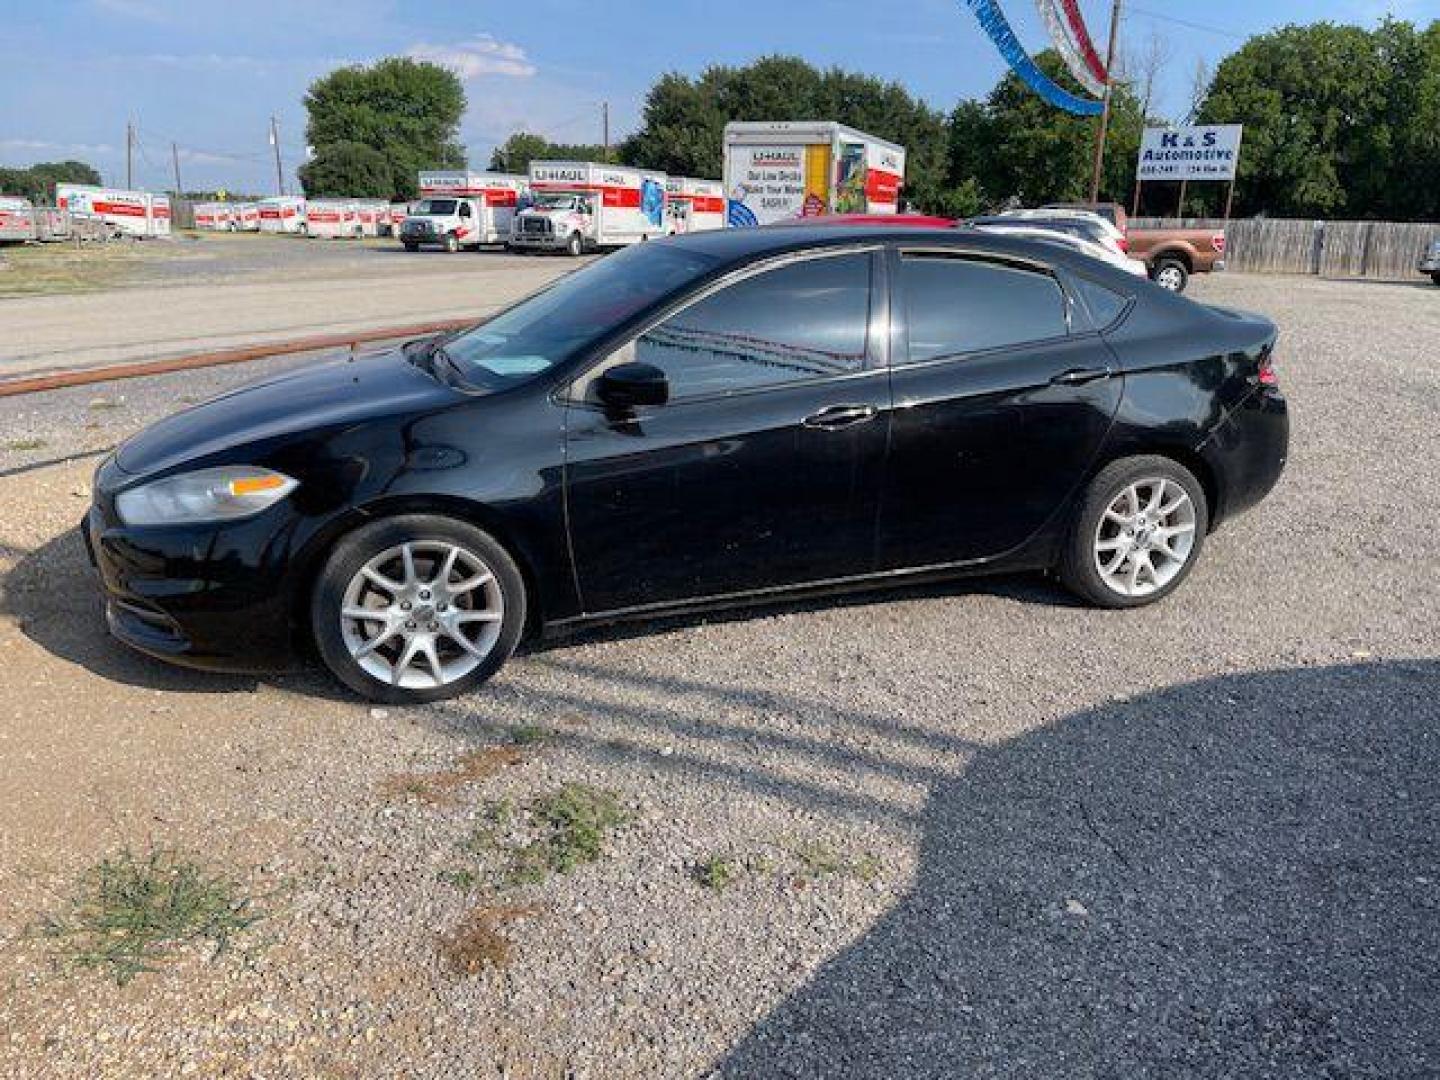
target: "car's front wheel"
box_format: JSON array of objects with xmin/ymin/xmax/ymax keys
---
[
  {"xmin": 1432, "ymin": 272, "xmax": 1440, "ymax": 287},
  {"xmin": 311, "ymin": 515, "xmax": 527, "ymax": 703},
  {"xmin": 1058, "ymin": 456, "xmax": 1208, "ymax": 609}
]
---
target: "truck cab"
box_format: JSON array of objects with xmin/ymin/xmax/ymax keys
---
[
  {"xmin": 400, "ymin": 196, "xmax": 480, "ymax": 253},
  {"xmin": 512, "ymin": 192, "xmax": 598, "ymax": 256}
]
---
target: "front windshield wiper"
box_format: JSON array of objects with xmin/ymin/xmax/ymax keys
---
[{"xmin": 403, "ymin": 336, "xmax": 463, "ymax": 386}]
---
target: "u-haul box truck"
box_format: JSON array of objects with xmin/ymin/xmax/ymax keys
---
[
  {"xmin": 258, "ymin": 196, "xmax": 307, "ymax": 234},
  {"xmin": 400, "ymin": 172, "xmax": 525, "ymax": 252},
  {"xmin": 0, "ymin": 196, "xmax": 38, "ymax": 243},
  {"xmin": 148, "ymin": 194, "xmax": 172, "ymax": 238},
  {"xmin": 513, "ymin": 162, "xmax": 668, "ymax": 256},
  {"xmin": 234, "ymin": 202, "xmax": 260, "ymax": 231},
  {"xmin": 55, "ymin": 184, "xmax": 153, "ymax": 237},
  {"xmin": 722, "ymin": 121, "xmax": 906, "ymax": 227},
  {"xmin": 306, "ymin": 199, "xmax": 361, "ymax": 239},
  {"xmin": 193, "ymin": 202, "xmax": 221, "ymax": 229},
  {"xmin": 664, "ymin": 177, "xmax": 725, "ymax": 234}
]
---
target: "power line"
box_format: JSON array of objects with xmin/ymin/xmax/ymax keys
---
[{"xmin": 1125, "ymin": 4, "xmax": 1246, "ymax": 41}]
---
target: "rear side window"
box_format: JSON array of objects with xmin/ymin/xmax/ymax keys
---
[
  {"xmin": 898, "ymin": 255, "xmax": 1068, "ymax": 364},
  {"xmin": 1069, "ymin": 275, "xmax": 1130, "ymax": 330}
]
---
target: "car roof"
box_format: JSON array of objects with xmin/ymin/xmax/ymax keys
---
[{"xmin": 652, "ymin": 224, "xmax": 1141, "ymax": 287}]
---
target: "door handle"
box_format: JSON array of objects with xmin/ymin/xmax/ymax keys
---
[
  {"xmin": 802, "ymin": 404, "xmax": 878, "ymax": 431},
  {"xmin": 1050, "ymin": 366, "xmax": 1114, "ymax": 386}
]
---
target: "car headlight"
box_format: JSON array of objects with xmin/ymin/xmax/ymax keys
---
[{"xmin": 115, "ymin": 466, "xmax": 298, "ymax": 526}]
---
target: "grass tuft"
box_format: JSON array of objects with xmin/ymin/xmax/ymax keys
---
[
  {"xmin": 36, "ymin": 847, "xmax": 262, "ymax": 985},
  {"xmin": 502, "ymin": 784, "xmax": 629, "ymax": 885},
  {"xmin": 693, "ymin": 855, "xmax": 741, "ymax": 891}
]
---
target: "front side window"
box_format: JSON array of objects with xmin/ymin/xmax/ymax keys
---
[
  {"xmin": 898, "ymin": 255, "xmax": 1068, "ymax": 365},
  {"xmin": 627, "ymin": 252, "xmax": 873, "ymax": 401},
  {"xmin": 416, "ymin": 199, "xmax": 457, "ymax": 216}
]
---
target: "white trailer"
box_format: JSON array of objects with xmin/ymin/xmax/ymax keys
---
[
  {"xmin": 722, "ymin": 121, "xmax": 906, "ymax": 227},
  {"xmin": 306, "ymin": 199, "xmax": 362, "ymax": 239},
  {"xmin": 55, "ymin": 183, "xmax": 154, "ymax": 237},
  {"xmin": 149, "ymin": 194, "xmax": 172, "ymax": 238},
  {"xmin": 258, "ymin": 196, "xmax": 307, "ymax": 234},
  {"xmin": 235, "ymin": 203, "xmax": 261, "ymax": 231},
  {"xmin": 512, "ymin": 161, "xmax": 668, "ymax": 255},
  {"xmin": 0, "ymin": 196, "xmax": 37, "ymax": 243},
  {"xmin": 664, "ymin": 176, "xmax": 726, "ymax": 234},
  {"xmin": 192, "ymin": 202, "xmax": 223, "ymax": 230},
  {"xmin": 400, "ymin": 172, "xmax": 526, "ymax": 252},
  {"xmin": 355, "ymin": 199, "xmax": 389, "ymax": 237}
]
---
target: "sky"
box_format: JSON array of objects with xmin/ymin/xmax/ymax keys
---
[{"xmin": 2, "ymin": 0, "xmax": 1437, "ymax": 195}]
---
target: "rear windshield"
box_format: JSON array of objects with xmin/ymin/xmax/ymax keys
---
[
  {"xmin": 414, "ymin": 199, "xmax": 457, "ymax": 215},
  {"xmin": 440, "ymin": 243, "xmax": 720, "ymax": 388}
]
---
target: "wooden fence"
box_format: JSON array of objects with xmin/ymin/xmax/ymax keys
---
[{"xmin": 1132, "ymin": 217, "xmax": 1438, "ymax": 280}]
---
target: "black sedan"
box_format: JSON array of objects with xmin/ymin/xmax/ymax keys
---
[{"xmin": 85, "ymin": 226, "xmax": 1288, "ymax": 703}]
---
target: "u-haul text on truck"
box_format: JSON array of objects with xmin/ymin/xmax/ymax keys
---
[
  {"xmin": 512, "ymin": 162, "xmax": 668, "ymax": 256},
  {"xmin": 722, "ymin": 121, "xmax": 906, "ymax": 227},
  {"xmin": 257, "ymin": 196, "xmax": 307, "ymax": 234},
  {"xmin": 55, "ymin": 184, "xmax": 161, "ymax": 238},
  {"xmin": 400, "ymin": 172, "xmax": 526, "ymax": 252},
  {"xmin": 664, "ymin": 177, "xmax": 725, "ymax": 234}
]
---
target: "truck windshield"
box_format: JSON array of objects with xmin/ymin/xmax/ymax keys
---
[
  {"xmin": 414, "ymin": 199, "xmax": 457, "ymax": 215},
  {"xmin": 439, "ymin": 243, "xmax": 720, "ymax": 388},
  {"xmin": 534, "ymin": 194, "xmax": 582, "ymax": 210}
]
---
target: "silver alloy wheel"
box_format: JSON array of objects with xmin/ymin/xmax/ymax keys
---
[
  {"xmin": 1156, "ymin": 264, "xmax": 1185, "ymax": 291},
  {"xmin": 339, "ymin": 541, "xmax": 504, "ymax": 690},
  {"xmin": 1093, "ymin": 478, "xmax": 1198, "ymax": 598}
]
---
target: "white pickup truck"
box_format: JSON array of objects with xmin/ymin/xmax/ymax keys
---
[
  {"xmin": 510, "ymin": 161, "xmax": 668, "ymax": 256},
  {"xmin": 400, "ymin": 172, "xmax": 526, "ymax": 253}
]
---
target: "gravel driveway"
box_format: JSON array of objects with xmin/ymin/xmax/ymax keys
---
[{"xmin": 0, "ymin": 273, "xmax": 1436, "ymax": 1077}]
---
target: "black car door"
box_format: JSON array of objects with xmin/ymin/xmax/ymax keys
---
[
  {"xmin": 877, "ymin": 247, "xmax": 1124, "ymax": 569},
  {"xmin": 563, "ymin": 247, "xmax": 890, "ymax": 615}
]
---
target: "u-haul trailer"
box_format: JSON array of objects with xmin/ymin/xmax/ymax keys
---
[
  {"xmin": 0, "ymin": 196, "xmax": 37, "ymax": 243},
  {"xmin": 258, "ymin": 196, "xmax": 307, "ymax": 234},
  {"xmin": 55, "ymin": 184, "xmax": 155, "ymax": 237},
  {"xmin": 307, "ymin": 199, "xmax": 362, "ymax": 239},
  {"xmin": 149, "ymin": 194, "xmax": 171, "ymax": 238},
  {"xmin": 512, "ymin": 161, "xmax": 668, "ymax": 256},
  {"xmin": 664, "ymin": 176, "xmax": 725, "ymax": 234},
  {"xmin": 401, "ymin": 172, "xmax": 526, "ymax": 252},
  {"xmin": 354, "ymin": 199, "xmax": 389, "ymax": 237},
  {"xmin": 192, "ymin": 202, "xmax": 222, "ymax": 230},
  {"xmin": 722, "ymin": 121, "xmax": 906, "ymax": 227}
]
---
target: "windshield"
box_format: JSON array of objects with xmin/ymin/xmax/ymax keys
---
[
  {"xmin": 414, "ymin": 199, "xmax": 457, "ymax": 215},
  {"xmin": 438, "ymin": 243, "xmax": 720, "ymax": 388}
]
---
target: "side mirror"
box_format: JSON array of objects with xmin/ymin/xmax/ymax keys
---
[{"xmin": 597, "ymin": 361, "xmax": 669, "ymax": 409}]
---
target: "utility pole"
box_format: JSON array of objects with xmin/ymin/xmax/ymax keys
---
[
  {"xmin": 1088, "ymin": 0, "xmax": 1123, "ymax": 205},
  {"xmin": 269, "ymin": 116, "xmax": 285, "ymax": 196},
  {"xmin": 126, "ymin": 121, "xmax": 135, "ymax": 189},
  {"xmin": 171, "ymin": 141, "xmax": 183, "ymax": 195},
  {"xmin": 602, "ymin": 102, "xmax": 610, "ymax": 161}
]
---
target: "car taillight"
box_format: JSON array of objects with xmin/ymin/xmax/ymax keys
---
[
  {"xmin": 1116, "ymin": 236, "xmax": 1130, "ymax": 253},
  {"xmin": 1212, "ymin": 232, "xmax": 1227, "ymax": 254},
  {"xmin": 1258, "ymin": 350, "xmax": 1278, "ymax": 387}
]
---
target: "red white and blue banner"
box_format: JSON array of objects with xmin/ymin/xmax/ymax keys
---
[
  {"xmin": 963, "ymin": 0, "xmax": 1104, "ymax": 116},
  {"xmin": 1034, "ymin": 0, "xmax": 1107, "ymax": 98}
]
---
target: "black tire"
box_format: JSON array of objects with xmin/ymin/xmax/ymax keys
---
[
  {"xmin": 403, "ymin": 241, "xmax": 419, "ymax": 252},
  {"xmin": 1151, "ymin": 257, "xmax": 1189, "ymax": 293},
  {"xmin": 443, "ymin": 233, "xmax": 460, "ymax": 254},
  {"xmin": 1431, "ymin": 272, "xmax": 1440, "ymax": 287},
  {"xmin": 566, "ymin": 232, "xmax": 583, "ymax": 257},
  {"xmin": 310, "ymin": 514, "xmax": 527, "ymax": 704},
  {"xmin": 1058, "ymin": 455, "xmax": 1209, "ymax": 610}
]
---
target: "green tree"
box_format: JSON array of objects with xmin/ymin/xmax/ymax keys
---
[
  {"xmin": 1198, "ymin": 20, "xmax": 1440, "ymax": 219},
  {"xmin": 488, "ymin": 132, "xmax": 610, "ymax": 173},
  {"xmin": 303, "ymin": 57, "xmax": 465, "ymax": 200},
  {"xmin": 298, "ymin": 140, "xmax": 393, "ymax": 198},
  {"xmin": 0, "ymin": 160, "xmax": 102, "ymax": 203}
]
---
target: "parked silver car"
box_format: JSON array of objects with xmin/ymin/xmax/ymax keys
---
[{"xmin": 1422, "ymin": 236, "xmax": 1440, "ymax": 286}]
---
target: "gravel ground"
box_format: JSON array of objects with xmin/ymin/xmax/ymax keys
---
[{"xmin": 0, "ymin": 272, "xmax": 1436, "ymax": 1078}]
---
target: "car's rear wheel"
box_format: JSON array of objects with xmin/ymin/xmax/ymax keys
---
[
  {"xmin": 1152, "ymin": 257, "xmax": 1189, "ymax": 293},
  {"xmin": 311, "ymin": 515, "xmax": 526, "ymax": 704},
  {"xmin": 1059, "ymin": 456, "xmax": 1208, "ymax": 609}
]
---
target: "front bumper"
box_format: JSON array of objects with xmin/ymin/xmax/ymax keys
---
[
  {"xmin": 82, "ymin": 501, "xmax": 302, "ymax": 673},
  {"xmin": 1420, "ymin": 257, "xmax": 1440, "ymax": 274},
  {"xmin": 510, "ymin": 230, "xmax": 566, "ymax": 250}
]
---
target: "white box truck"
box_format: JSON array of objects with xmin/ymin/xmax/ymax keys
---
[
  {"xmin": 307, "ymin": 199, "xmax": 362, "ymax": 239},
  {"xmin": 512, "ymin": 161, "xmax": 668, "ymax": 256},
  {"xmin": 149, "ymin": 194, "xmax": 172, "ymax": 238},
  {"xmin": 258, "ymin": 196, "xmax": 308, "ymax": 234},
  {"xmin": 355, "ymin": 199, "xmax": 389, "ymax": 237},
  {"xmin": 722, "ymin": 121, "xmax": 906, "ymax": 227},
  {"xmin": 665, "ymin": 177, "xmax": 726, "ymax": 234},
  {"xmin": 235, "ymin": 202, "xmax": 261, "ymax": 231},
  {"xmin": 0, "ymin": 196, "xmax": 37, "ymax": 243},
  {"xmin": 55, "ymin": 183, "xmax": 154, "ymax": 237},
  {"xmin": 400, "ymin": 172, "xmax": 526, "ymax": 252},
  {"xmin": 192, "ymin": 202, "xmax": 222, "ymax": 230}
]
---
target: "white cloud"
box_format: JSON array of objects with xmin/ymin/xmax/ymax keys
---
[
  {"xmin": 405, "ymin": 35, "xmax": 536, "ymax": 80},
  {"xmin": 1, "ymin": 138, "xmax": 118, "ymax": 155}
]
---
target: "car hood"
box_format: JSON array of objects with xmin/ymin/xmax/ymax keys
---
[{"xmin": 114, "ymin": 349, "xmax": 461, "ymax": 477}]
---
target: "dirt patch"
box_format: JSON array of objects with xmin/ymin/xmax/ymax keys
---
[
  {"xmin": 379, "ymin": 746, "xmax": 525, "ymax": 804},
  {"xmin": 437, "ymin": 904, "xmax": 541, "ymax": 975}
]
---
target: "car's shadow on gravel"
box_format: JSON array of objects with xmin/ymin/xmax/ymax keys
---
[{"xmin": 713, "ymin": 659, "xmax": 1440, "ymax": 1079}]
